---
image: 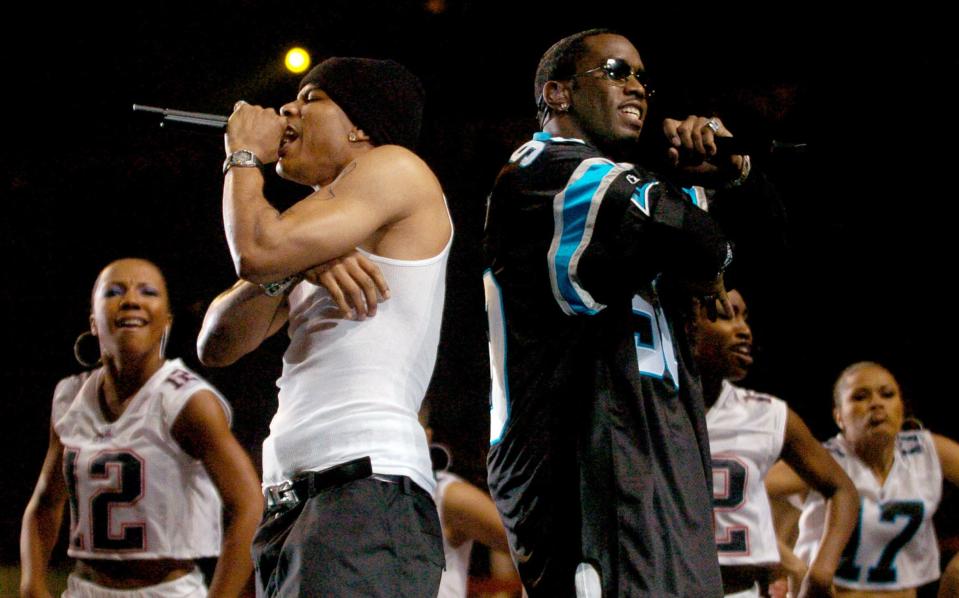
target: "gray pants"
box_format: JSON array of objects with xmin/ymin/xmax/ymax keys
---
[{"xmin": 253, "ymin": 474, "xmax": 444, "ymax": 597}]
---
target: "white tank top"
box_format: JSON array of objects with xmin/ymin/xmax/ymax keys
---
[
  {"xmin": 264, "ymin": 231, "xmax": 452, "ymax": 493},
  {"xmin": 53, "ymin": 360, "xmax": 230, "ymax": 560},
  {"xmin": 795, "ymin": 431, "xmax": 942, "ymax": 591},
  {"xmin": 436, "ymin": 471, "xmax": 474, "ymax": 598},
  {"xmin": 706, "ymin": 381, "xmax": 787, "ymax": 566}
]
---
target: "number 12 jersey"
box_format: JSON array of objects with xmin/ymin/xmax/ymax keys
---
[
  {"xmin": 707, "ymin": 381, "xmax": 787, "ymax": 566},
  {"xmin": 52, "ymin": 359, "xmax": 230, "ymax": 560}
]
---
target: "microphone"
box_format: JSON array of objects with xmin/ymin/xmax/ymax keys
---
[
  {"xmin": 714, "ymin": 136, "xmax": 807, "ymax": 157},
  {"xmin": 132, "ymin": 104, "xmax": 228, "ymax": 132}
]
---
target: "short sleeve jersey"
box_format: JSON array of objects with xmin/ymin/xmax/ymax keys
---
[{"xmin": 484, "ymin": 132, "xmax": 729, "ymax": 596}]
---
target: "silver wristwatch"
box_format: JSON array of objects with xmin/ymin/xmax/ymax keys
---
[{"xmin": 223, "ymin": 149, "xmax": 263, "ymax": 174}]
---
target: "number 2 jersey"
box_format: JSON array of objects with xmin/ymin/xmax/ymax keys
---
[
  {"xmin": 52, "ymin": 359, "xmax": 230, "ymax": 560},
  {"xmin": 794, "ymin": 431, "xmax": 942, "ymax": 591},
  {"xmin": 484, "ymin": 132, "xmax": 730, "ymax": 596},
  {"xmin": 706, "ymin": 381, "xmax": 787, "ymax": 566}
]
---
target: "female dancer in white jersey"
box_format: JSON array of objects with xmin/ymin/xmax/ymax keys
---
[
  {"xmin": 767, "ymin": 362, "xmax": 959, "ymax": 598},
  {"xmin": 420, "ymin": 405, "xmax": 515, "ymax": 598},
  {"xmin": 20, "ymin": 258, "xmax": 262, "ymax": 597},
  {"xmin": 691, "ymin": 289, "xmax": 859, "ymax": 598}
]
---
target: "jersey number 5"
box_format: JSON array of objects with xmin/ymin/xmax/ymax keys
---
[{"xmin": 632, "ymin": 295, "xmax": 679, "ymax": 386}]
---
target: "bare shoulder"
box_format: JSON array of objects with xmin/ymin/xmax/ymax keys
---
[
  {"xmin": 170, "ymin": 390, "xmax": 232, "ymax": 459},
  {"xmin": 351, "ymin": 145, "xmax": 443, "ymax": 198},
  {"xmin": 347, "ymin": 145, "xmax": 449, "ymax": 258},
  {"xmin": 931, "ymin": 432, "xmax": 959, "ymax": 481},
  {"xmin": 365, "ymin": 144, "xmax": 435, "ymax": 172},
  {"xmin": 178, "ymin": 390, "xmax": 230, "ymax": 431},
  {"xmin": 931, "ymin": 431, "xmax": 958, "ymax": 448}
]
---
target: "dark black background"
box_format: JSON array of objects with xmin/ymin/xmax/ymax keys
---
[{"xmin": 3, "ymin": 1, "xmax": 957, "ymax": 563}]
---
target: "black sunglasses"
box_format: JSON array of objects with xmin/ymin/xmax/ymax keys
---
[{"xmin": 572, "ymin": 58, "xmax": 654, "ymax": 96}]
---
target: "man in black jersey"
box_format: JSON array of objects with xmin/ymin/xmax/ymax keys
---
[{"xmin": 484, "ymin": 29, "xmax": 754, "ymax": 597}]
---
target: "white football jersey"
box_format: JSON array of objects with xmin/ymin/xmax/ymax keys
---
[
  {"xmin": 435, "ymin": 471, "xmax": 473, "ymax": 598},
  {"xmin": 53, "ymin": 359, "xmax": 230, "ymax": 560},
  {"xmin": 795, "ymin": 431, "xmax": 942, "ymax": 590},
  {"xmin": 706, "ymin": 381, "xmax": 787, "ymax": 566}
]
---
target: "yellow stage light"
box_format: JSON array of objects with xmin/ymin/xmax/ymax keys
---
[{"xmin": 285, "ymin": 48, "xmax": 311, "ymax": 74}]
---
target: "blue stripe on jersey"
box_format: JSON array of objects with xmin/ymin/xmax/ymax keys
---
[
  {"xmin": 484, "ymin": 269, "xmax": 510, "ymax": 446},
  {"xmin": 533, "ymin": 130, "xmax": 587, "ymax": 145},
  {"xmin": 682, "ymin": 185, "xmax": 710, "ymax": 211},
  {"xmin": 549, "ymin": 160, "xmax": 615, "ymax": 315},
  {"xmin": 631, "ymin": 181, "xmax": 657, "ymax": 216}
]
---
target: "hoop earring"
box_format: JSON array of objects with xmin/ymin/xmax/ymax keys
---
[
  {"xmin": 159, "ymin": 325, "xmax": 171, "ymax": 360},
  {"xmin": 74, "ymin": 331, "xmax": 102, "ymax": 369},
  {"xmin": 428, "ymin": 442, "xmax": 452, "ymax": 473},
  {"xmin": 902, "ymin": 416, "xmax": 925, "ymax": 431}
]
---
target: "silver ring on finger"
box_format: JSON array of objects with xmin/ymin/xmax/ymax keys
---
[{"xmin": 705, "ymin": 119, "xmax": 720, "ymax": 133}]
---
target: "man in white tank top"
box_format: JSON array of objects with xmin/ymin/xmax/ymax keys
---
[{"xmin": 198, "ymin": 57, "xmax": 452, "ymax": 597}]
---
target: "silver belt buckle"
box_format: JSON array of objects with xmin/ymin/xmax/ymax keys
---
[{"xmin": 266, "ymin": 480, "xmax": 299, "ymax": 510}]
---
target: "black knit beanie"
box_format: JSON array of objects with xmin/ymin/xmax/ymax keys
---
[{"xmin": 299, "ymin": 57, "xmax": 425, "ymax": 151}]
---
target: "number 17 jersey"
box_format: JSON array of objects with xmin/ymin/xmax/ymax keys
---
[
  {"xmin": 795, "ymin": 431, "xmax": 942, "ymax": 591},
  {"xmin": 53, "ymin": 359, "xmax": 229, "ymax": 560}
]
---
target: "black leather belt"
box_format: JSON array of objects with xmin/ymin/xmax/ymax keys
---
[{"xmin": 264, "ymin": 456, "xmax": 373, "ymax": 512}]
